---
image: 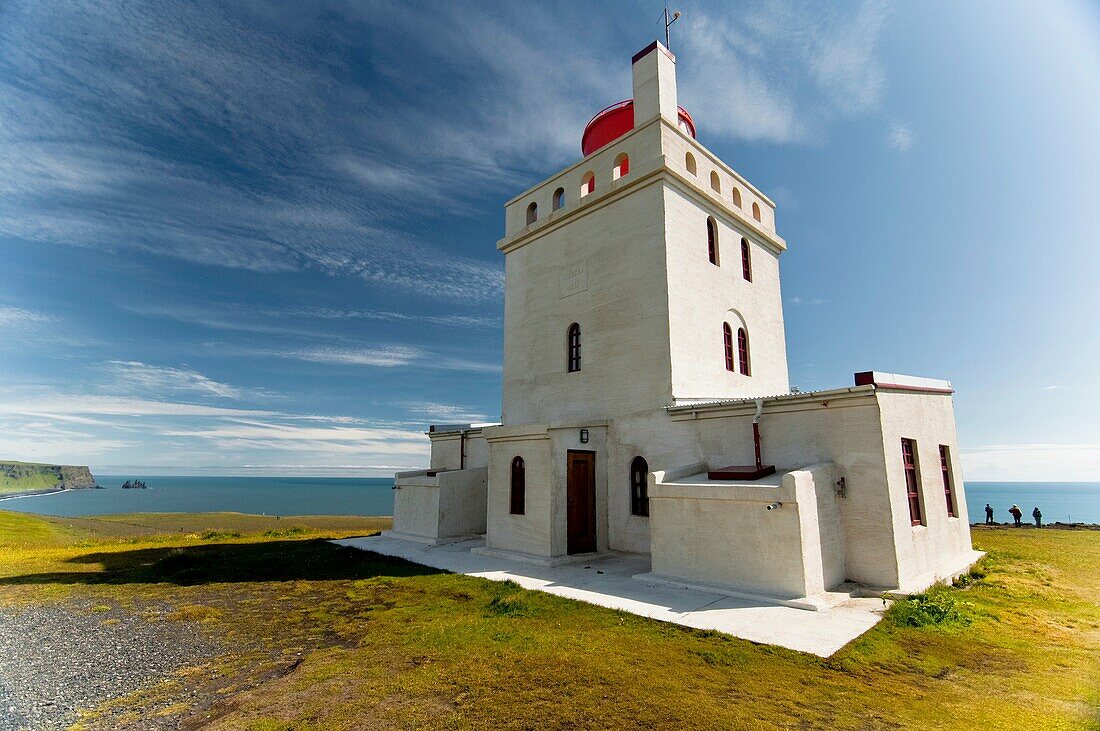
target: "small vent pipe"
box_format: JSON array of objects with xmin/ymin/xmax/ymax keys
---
[{"xmin": 752, "ymin": 399, "xmax": 764, "ymax": 470}]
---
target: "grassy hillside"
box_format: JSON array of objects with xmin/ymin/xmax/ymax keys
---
[
  {"xmin": 0, "ymin": 462, "xmax": 61, "ymax": 494},
  {"xmin": 0, "ymin": 514, "xmax": 1097, "ymax": 730},
  {"xmin": 0, "ymin": 460, "xmax": 97, "ymax": 495}
]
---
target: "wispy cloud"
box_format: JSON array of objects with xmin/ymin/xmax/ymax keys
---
[
  {"xmin": 288, "ymin": 346, "xmax": 427, "ymax": 369},
  {"xmin": 789, "ymin": 296, "xmax": 828, "ymax": 306},
  {"xmin": 887, "ymin": 122, "xmax": 915, "ymax": 151},
  {"xmin": 105, "ymin": 361, "xmax": 244, "ymax": 400},
  {"xmin": 0, "ymin": 387, "xmax": 431, "ymax": 473},
  {"xmin": 0, "ymin": 1, "xmax": 505, "ymax": 302},
  {"xmin": 280, "ymin": 346, "xmax": 500, "ymax": 374},
  {"xmin": 0, "ymin": 306, "xmax": 52, "ymax": 327},
  {"xmin": 405, "ymin": 401, "xmax": 493, "ymax": 423},
  {"xmin": 678, "ymin": 1, "xmax": 890, "ymax": 144}
]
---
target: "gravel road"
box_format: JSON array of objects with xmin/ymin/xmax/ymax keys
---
[{"xmin": 0, "ymin": 602, "xmax": 217, "ymax": 730}]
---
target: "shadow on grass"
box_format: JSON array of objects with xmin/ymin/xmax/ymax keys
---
[{"xmin": 0, "ymin": 539, "xmax": 445, "ymax": 586}]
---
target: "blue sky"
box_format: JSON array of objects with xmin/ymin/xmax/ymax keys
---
[{"xmin": 0, "ymin": 1, "xmax": 1097, "ymax": 480}]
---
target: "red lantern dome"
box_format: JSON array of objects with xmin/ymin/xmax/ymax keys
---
[{"xmin": 581, "ymin": 99, "xmax": 696, "ymax": 157}]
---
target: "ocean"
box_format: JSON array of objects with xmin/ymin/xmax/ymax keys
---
[
  {"xmin": 1, "ymin": 476, "xmax": 1097, "ymax": 524},
  {"xmin": 0, "ymin": 475, "xmax": 396, "ymax": 518}
]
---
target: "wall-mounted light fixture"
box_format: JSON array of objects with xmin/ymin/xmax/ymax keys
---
[{"xmin": 579, "ymin": 428, "xmax": 589, "ymax": 444}]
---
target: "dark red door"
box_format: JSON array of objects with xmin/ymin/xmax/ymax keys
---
[{"xmin": 567, "ymin": 451, "xmax": 597, "ymax": 554}]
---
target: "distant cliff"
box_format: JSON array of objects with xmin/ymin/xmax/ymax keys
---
[{"xmin": 0, "ymin": 461, "xmax": 98, "ymax": 495}]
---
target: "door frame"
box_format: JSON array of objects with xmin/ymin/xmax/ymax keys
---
[{"xmin": 566, "ymin": 450, "xmax": 597, "ymax": 555}]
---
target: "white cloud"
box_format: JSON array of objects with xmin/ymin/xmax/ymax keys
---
[
  {"xmin": 887, "ymin": 122, "xmax": 915, "ymax": 151},
  {"xmin": 0, "ymin": 1, "xmax": 505, "ymax": 302},
  {"xmin": 405, "ymin": 402, "xmax": 492, "ymax": 423},
  {"xmin": 0, "ymin": 306, "xmax": 52, "ymax": 327},
  {"xmin": 106, "ymin": 361, "xmax": 244, "ymax": 400},
  {"xmin": 678, "ymin": 1, "xmax": 890, "ymax": 144},
  {"xmin": 0, "ymin": 387, "xmax": 431, "ymax": 473},
  {"xmin": 961, "ymin": 443, "xmax": 1100, "ymax": 482},
  {"xmin": 289, "ymin": 346, "xmax": 427, "ymax": 368}
]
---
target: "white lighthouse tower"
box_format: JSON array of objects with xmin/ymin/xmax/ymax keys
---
[{"xmin": 389, "ymin": 41, "xmax": 980, "ymax": 607}]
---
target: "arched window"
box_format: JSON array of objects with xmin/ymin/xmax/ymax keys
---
[
  {"xmin": 741, "ymin": 237, "xmax": 752, "ymax": 282},
  {"xmin": 707, "ymin": 218, "xmax": 719, "ymax": 265},
  {"xmin": 567, "ymin": 322, "xmax": 581, "ymax": 372},
  {"xmin": 526, "ymin": 201, "xmax": 538, "ymax": 225},
  {"xmin": 510, "ymin": 456, "xmax": 525, "ymax": 515},
  {"xmin": 580, "ymin": 171, "xmax": 595, "ymax": 197},
  {"xmin": 732, "ymin": 187, "xmax": 742, "ymax": 209},
  {"xmin": 552, "ymin": 187, "xmax": 565, "ymax": 211},
  {"xmin": 685, "ymin": 152, "xmax": 697, "ymax": 176},
  {"xmin": 723, "ymin": 323, "xmax": 735, "ymax": 372},
  {"xmin": 630, "ymin": 456, "xmax": 649, "ymax": 517},
  {"xmin": 752, "ymin": 202, "xmax": 761, "ymax": 222},
  {"xmin": 738, "ymin": 327, "xmax": 750, "ymax": 376},
  {"xmin": 710, "ymin": 171, "xmax": 721, "ymax": 193},
  {"xmin": 613, "ymin": 153, "xmax": 629, "ymax": 180}
]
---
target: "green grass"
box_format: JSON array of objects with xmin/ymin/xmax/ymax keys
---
[
  {"xmin": 0, "ymin": 469, "xmax": 61, "ymax": 494},
  {"xmin": 0, "ymin": 512, "xmax": 1097, "ymax": 730}
]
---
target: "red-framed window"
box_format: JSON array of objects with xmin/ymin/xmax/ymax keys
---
[
  {"xmin": 630, "ymin": 456, "xmax": 649, "ymax": 517},
  {"xmin": 567, "ymin": 323, "xmax": 581, "ymax": 373},
  {"xmin": 707, "ymin": 218, "xmax": 719, "ymax": 265},
  {"xmin": 737, "ymin": 327, "xmax": 750, "ymax": 376},
  {"xmin": 510, "ymin": 456, "xmax": 525, "ymax": 515},
  {"xmin": 741, "ymin": 237, "xmax": 752, "ymax": 282},
  {"xmin": 902, "ymin": 438, "xmax": 923, "ymax": 525},
  {"xmin": 723, "ymin": 323, "xmax": 734, "ymax": 371},
  {"xmin": 939, "ymin": 445, "xmax": 956, "ymax": 517}
]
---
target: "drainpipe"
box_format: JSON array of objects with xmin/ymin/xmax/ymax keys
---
[
  {"xmin": 752, "ymin": 399, "xmax": 764, "ymax": 470},
  {"xmin": 460, "ymin": 430, "xmax": 466, "ymax": 471}
]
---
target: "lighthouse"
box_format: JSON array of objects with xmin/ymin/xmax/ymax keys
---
[{"xmin": 388, "ymin": 41, "xmax": 980, "ymax": 608}]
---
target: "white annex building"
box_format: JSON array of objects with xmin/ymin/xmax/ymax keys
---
[{"xmin": 387, "ymin": 42, "xmax": 980, "ymax": 608}]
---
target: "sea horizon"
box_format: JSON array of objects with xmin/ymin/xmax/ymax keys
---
[{"xmin": 3, "ymin": 474, "xmax": 1098, "ymax": 525}]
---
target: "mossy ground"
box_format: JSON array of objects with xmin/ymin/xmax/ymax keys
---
[{"xmin": 1, "ymin": 511, "xmax": 1097, "ymax": 730}]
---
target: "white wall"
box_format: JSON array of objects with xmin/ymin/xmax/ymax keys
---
[
  {"xmin": 648, "ymin": 470, "xmax": 811, "ymax": 598},
  {"xmin": 875, "ymin": 391, "xmax": 976, "ymax": 590},
  {"xmin": 483, "ymin": 425, "xmax": 553, "ymax": 557},
  {"xmin": 501, "ymin": 177, "xmax": 674, "ymax": 426},
  {"xmin": 391, "ymin": 466, "xmax": 487, "ymax": 542},
  {"xmin": 390, "ymin": 475, "xmax": 441, "ymax": 542},
  {"xmin": 437, "ymin": 467, "xmax": 488, "ymax": 538},
  {"xmin": 663, "ymin": 183, "xmax": 790, "ymax": 401},
  {"xmin": 428, "ymin": 429, "xmax": 488, "ymax": 471}
]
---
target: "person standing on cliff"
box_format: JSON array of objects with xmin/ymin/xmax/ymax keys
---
[
  {"xmin": 985, "ymin": 503, "xmax": 994, "ymax": 525},
  {"xmin": 1032, "ymin": 506, "xmax": 1042, "ymax": 528},
  {"xmin": 1009, "ymin": 504, "xmax": 1023, "ymax": 527}
]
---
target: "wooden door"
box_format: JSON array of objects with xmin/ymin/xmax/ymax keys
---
[{"xmin": 567, "ymin": 451, "xmax": 596, "ymax": 554}]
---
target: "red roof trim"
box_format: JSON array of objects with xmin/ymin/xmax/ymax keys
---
[{"xmin": 632, "ymin": 40, "xmax": 675, "ymax": 65}]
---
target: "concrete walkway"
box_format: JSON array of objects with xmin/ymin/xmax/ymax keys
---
[{"xmin": 334, "ymin": 535, "xmax": 885, "ymax": 657}]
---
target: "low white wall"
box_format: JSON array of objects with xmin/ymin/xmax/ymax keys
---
[
  {"xmin": 437, "ymin": 467, "xmax": 488, "ymax": 538},
  {"xmin": 392, "ymin": 467, "xmax": 488, "ymax": 542},
  {"xmin": 788, "ymin": 463, "xmax": 845, "ymax": 595},
  {"xmin": 648, "ymin": 471, "xmax": 811, "ymax": 599},
  {"xmin": 391, "ymin": 474, "xmax": 442, "ymax": 541}
]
